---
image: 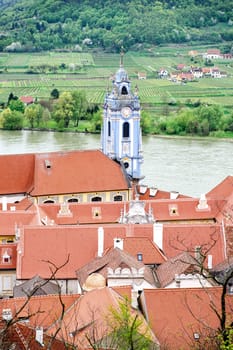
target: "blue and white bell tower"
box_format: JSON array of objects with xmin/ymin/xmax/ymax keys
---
[{"xmin": 101, "ymin": 53, "xmax": 143, "ymax": 181}]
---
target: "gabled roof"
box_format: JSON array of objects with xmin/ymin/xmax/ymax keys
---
[
  {"xmin": 206, "ymin": 176, "xmax": 233, "ymax": 200},
  {"xmin": 76, "ymin": 247, "xmax": 156, "ymax": 289},
  {"xmin": 31, "ymin": 150, "xmax": 130, "ymax": 196},
  {"xmin": 0, "ymin": 150, "xmax": 130, "ymax": 198},
  {"xmin": 123, "ymin": 236, "xmax": 166, "ymax": 264},
  {"xmin": 46, "ymin": 287, "xmax": 159, "ymax": 348},
  {"xmin": 156, "ymin": 251, "xmax": 198, "ymax": 287},
  {"xmin": 13, "ymin": 274, "xmax": 60, "ymax": 297},
  {"xmin": 142, "ymin": 287, "xmax": 233, "ymax": 350}
]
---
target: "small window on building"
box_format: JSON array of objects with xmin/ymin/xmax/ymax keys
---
[
  {"xmin": 2, "ymin": 251, "xmax": 11, "ymax": 264},
  {"xmin": 137, "ymin": 253, "xmax": 143, "ymax": 261},
  {"xmin": 91, "ymin": 196, "xmax": 102, "ymax": 202},
  {"xmin": 169, "ymin": 204, "xmax": 178, "ymax": 216},
  {"xmin": 67, "ymin": 198, "xmax": 79, "ymax": 203},
  {"xmin": 114, "ymin": 195, "xmax": 123, "ymax": 201},
  {"xmin": 43, "ymin": 199, "xmax": 55, "ymax": 204},
  {"xmin": 92, "ymin": 207, "xmax": 101, "ymax": 218},
  {"xmin": 123, "ymin": 122, "xmax": 130, "ymax": 138}
]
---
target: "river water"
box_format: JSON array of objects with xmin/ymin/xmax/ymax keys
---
[{"xmin": 0, "ymin": 129, "xmax": 233, "ymax": 198}]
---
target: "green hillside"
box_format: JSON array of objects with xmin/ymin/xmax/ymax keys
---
[{"xmin": 0, "ymin": 0, "xmax": 232, "ymax": 52}]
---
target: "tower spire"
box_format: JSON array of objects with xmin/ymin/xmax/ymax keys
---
[{"xmin": 120, "ymin": 48, "xmax": 124, "ymax": 67}]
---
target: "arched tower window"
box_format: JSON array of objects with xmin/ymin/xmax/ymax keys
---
[
  {"xmin": 121, "ymin": 86, "xmax": 128, "ymax": 95},
  {"xmin": 123, "ymin": 122, "xmax": 130, "ymax": 138},
  {"xmin": 108, "ymin": 121, "xmax": 111, "ymax": 137}
]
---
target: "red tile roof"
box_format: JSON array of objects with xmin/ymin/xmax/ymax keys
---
[
  {"xmin": 76, "ymin": 247, "xmax": 156, "ymax": 288},
  {"xmin": 47, "ymin": 287, "xmax": 159, "ymax": 348},
  {"xmin": 31, "ymin": 150, "xmax": 130, "ymax": 196},
  {"xmin": 123, "ymin": 236, "xmax": 166, "ymax": 264},
  {"xmin": 0, "ymin": 294, "xmax": 78, "ymax": 329},
  {"xmin": 0, "ymin": 153, "xmax": 34, "ymax": 195},
  {"xmin": 162, "ymin": 224, "xmax": 226, "ymax": 266},
  {"xmin": 0, "ymin": 150, "xmax": 130, "ymax": 198},
  {"xmin": 142, "ymin": 287, "xmax": 233, "ymax": 350},
  {"xmin": 156, "ymin": 251, "xmax": 199, "ymax": 287}
]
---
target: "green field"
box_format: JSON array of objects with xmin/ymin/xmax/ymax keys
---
[{"xmin": 0, "ymin": 49, "xmax": 232, "ymax": 112}]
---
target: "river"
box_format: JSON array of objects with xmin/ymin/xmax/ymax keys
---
[{"xmin": 0, "ymin": 129, "xmax": 233, "ymax": 198}]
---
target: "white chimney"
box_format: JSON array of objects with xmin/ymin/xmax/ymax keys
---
[
  {"xmin": 1, "ymin": 197, "xmax": 7, "ymax": 211},
  {"xmin": 170, "ymin": 191, "xmax": 179, "ymax": 199},
  {"xmin": 153, "ymin": 223, "xmax": 163, "ymax": 250},
  {"xmin": 97, "ymin": 227, "xmax": 104, "ymax": 257},
  {"xmin": 207, "ymin": 254, "xmax": 213, "ymax": 269},
  {"xmin": 197, "ymin": 193, "xmax": 209, "ymax": 210},
  {"xmin": 114, "ymin": 238, "xmax": 123, "ymax": 250},
  {"xmin": 2, "ymin": 308, "xmax": 12, "ymax": 321},
  {"xmin": 36, "ymin": 326, "xmax": 44, "ymax": 346}
]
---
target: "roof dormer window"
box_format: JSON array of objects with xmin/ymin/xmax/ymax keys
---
[{"xmin": 2, "ymin": 251, "xmax": 11, "ymax": 264}]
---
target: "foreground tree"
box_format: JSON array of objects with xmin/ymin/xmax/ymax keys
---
[{"xmin": 107, "ymin": 297, "xmax": 159, "ymax": 350}]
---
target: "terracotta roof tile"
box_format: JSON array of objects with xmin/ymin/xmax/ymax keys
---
[
  {"xmin": 142, "ymin": 287, "xmax": 233, "ymax": 350},
  {"xmin": 76, "ymin": 247, "xmax": 156, "ymax": 288},
  {"xmin": 123, "ymin": 236, "xmax": 166, "ymax": 264},
  {"xmin": 0, "ymin": 153, "xmax": 34, "ymax": 195},
  {"xmin": 31, "ymin": 150, "xmax": 130, "ymax": 196},
  {"xmin": 156, "ymin": 251, "xmax": 198, "ymax": 287},
  {"xmin": 47, "ymin": 287, "xmax": 159, "ymax": 348},
  {"xmin": 0, "ymin": 294, "xmax": 78, "ymax": 329}
]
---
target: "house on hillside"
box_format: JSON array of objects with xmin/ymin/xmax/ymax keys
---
[
  {"xmin": 203, "ymin": 49, "xmax": 221, "ymax": 60},
  {"xmin": 19, "ymin": 96, "xmax": 35, "ymax": 105}
]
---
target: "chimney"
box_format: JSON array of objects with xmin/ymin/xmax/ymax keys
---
[
  {"xmin": 153, "ymin": 223, "xmax": 163, "ymax": 250},
  {"xmin": 1, "ymin": 197, "xmax": 7, "ymax": 211},
  {"xmin": 114, "ymin": 238, "xmax": 123, "ymax": 250},
  {"xmin": 36, "ymin": 326, "xmax": 44, "ymax": 346},
  {"xmin": 170, "ymin": 191, "xmax": 179, "ymax": 199},
  {"xmin": 197, "ymin": 193, "xmax": 209, "ymax": 210},
  {"xmin": 207, "ymin": 254, "xmax": 213, "ymax": 269},
  {"xmin": 97, "ymin": 227, "xmax": 104, "ymax": 257}
]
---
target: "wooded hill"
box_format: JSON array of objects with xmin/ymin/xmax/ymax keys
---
[{"xmin": 0, "ymin": 0, "xmax": 232, "ymax": 52}]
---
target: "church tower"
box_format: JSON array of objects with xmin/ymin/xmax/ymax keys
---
[{"xmin": 101, "ymin": 53, "xmax": 143, "ymax": 181}]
